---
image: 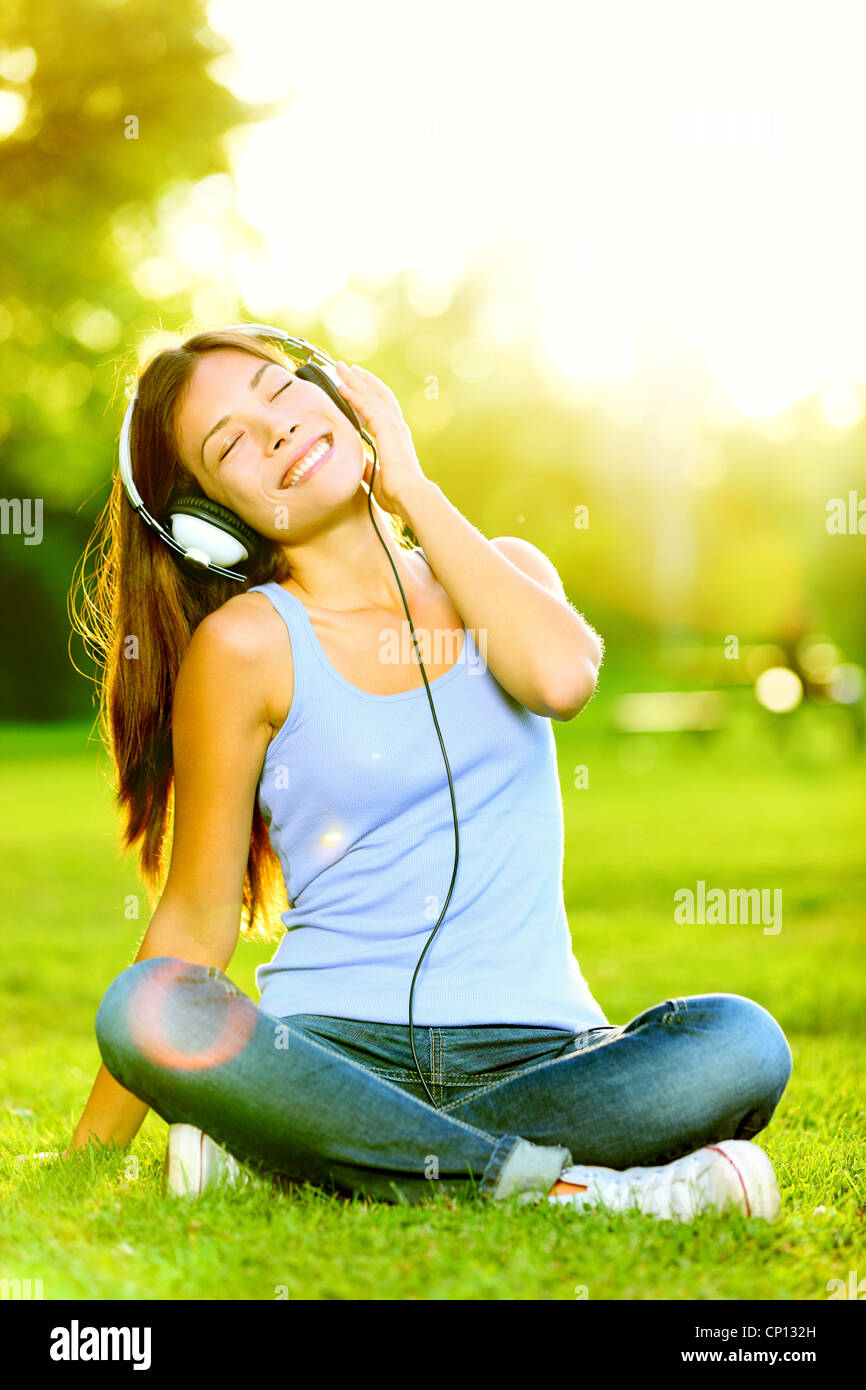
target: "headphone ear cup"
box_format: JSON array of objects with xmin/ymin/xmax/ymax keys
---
[
  {"xmin": 295, "ymin": 362, "xmax": 364, "ymax": 434},
  {"xmin": 168, "ymin": 495, "xmax": 261, "ymax": 568}
]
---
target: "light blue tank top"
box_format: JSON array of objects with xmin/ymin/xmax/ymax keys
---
[{"xmin": 247, "ymin": 555, "xmax": 608, "ymax": 1029}]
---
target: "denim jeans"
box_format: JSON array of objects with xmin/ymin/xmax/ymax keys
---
[{"xmin": 94, "ymin": 958, "xmax": 793, "ymax": 1205}]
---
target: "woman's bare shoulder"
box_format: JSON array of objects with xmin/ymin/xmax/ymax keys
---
[
  {"xmin": 191, "ymin": 589, "xmax": 289, "ymax": 659},
  {"xmin": 177, "ymin": 590, "xmax": 293, "ymax": 732}
]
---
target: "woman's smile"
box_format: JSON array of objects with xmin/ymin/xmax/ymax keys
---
[{"xmin": 280, "ymin": 432, "xmax": 335, "ymax": 489}]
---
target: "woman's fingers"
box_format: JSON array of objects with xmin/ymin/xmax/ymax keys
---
[
  {"xmin": 337, "ymin": 361, "xmax": 395, "ymax": 410},
  {"xmin": 334, "ymin": 366, "xmax": 373, "ymax": 429}
]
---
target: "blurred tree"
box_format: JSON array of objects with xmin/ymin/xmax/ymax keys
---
[{"xmin": 0, "ymin": 0, "xmax": 271, "ymax": 717}]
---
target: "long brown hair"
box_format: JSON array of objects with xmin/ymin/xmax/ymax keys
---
[{"xmin": 70, "ymin": 327, "xmax": 410, "ymax": 943}]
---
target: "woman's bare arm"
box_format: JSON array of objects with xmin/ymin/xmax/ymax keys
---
[{"xmin": 396, "ymin": 479, "xmax": 603, "ymax": 720}]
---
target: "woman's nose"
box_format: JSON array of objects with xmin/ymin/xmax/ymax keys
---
[{"xmin": 268, "ymin": 418, "xmax": 301, "ymax": 454}]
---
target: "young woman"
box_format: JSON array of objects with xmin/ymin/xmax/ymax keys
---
[{"xmin": 69, "ymin": 326, "xmax": 792, "ymax": 1216}]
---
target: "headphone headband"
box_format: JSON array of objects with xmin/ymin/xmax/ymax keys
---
[{"xmin": 116, "ymin": 322, "xmax": 371, "ymax": 582}]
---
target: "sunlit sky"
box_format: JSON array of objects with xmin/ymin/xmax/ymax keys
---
[{"xmin": 193, "ymin": 0, "xmax": 866, "ymax": 425}]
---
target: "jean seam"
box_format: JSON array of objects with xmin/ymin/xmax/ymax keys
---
[
  {"xmin": 437, "ymin": 1028, "xmax": 444, "ymax": 1105},
  {"xmin": 430, "ymin": 1028, "xmax": 436, "ymax": 1104},
  {"xmin": 364, "ymin": 1066, "xmax": 527, "ymax": 1084},
  {"xmin": 366, "ymin": 1068, "xmax": 439, "ymax": 1082}
]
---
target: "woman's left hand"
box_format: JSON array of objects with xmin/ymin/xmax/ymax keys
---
[{"xmin": 334, "ymin": 362, "xmax": 427, "ymax": 516}]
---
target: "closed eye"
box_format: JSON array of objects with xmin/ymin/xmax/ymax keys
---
[{"xmin": 218, "ymin": 376, "xmax": 294, "ymax": 462}]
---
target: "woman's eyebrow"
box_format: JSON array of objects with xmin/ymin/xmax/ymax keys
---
[{"xmin": 199, "ymin": 361, "xmax": 278, "ymax": 465}]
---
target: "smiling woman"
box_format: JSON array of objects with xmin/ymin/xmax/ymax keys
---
[{"xmin": 67, "ymin": 323, "xmax": 791, "ymax": 1221}]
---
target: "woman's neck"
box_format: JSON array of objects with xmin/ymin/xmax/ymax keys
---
[{"xmin": 278, "ymin": 492, "xmax": 420, "ymax": 614}]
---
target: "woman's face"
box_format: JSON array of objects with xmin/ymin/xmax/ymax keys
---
[{"xmin": 173, "ymin": 347, "xmax": 366, "ymax": 539}]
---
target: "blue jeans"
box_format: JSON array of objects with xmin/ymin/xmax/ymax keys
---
[{"xmin": 94, "ymin": 958, "xmax": 793, "ymax": 1205}]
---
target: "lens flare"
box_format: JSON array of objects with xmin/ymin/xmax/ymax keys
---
[{"xmin": 127, "ymin": 959, "xmax": 257, "ymax": 1072}]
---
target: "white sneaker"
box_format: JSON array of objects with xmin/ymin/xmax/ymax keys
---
[
  {"xmin": 548, "ymin": 1140, "xmax": 781, "ymax": 1222},
  {"xmin": 162, "ymin": 1124, "xmax": 250, "ymax": 1198}
]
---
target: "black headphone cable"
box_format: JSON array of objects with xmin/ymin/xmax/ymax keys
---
[{"xmin": 361, "ymin": 436, "xmax": 459, "ymax": 1109}]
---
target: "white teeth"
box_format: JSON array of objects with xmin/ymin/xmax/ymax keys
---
[{"xmin": 287, "ymin": 435, "xmax": 331, "ymax": 486}]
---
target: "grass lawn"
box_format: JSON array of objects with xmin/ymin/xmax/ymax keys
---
[{"xmin": 0, "ymin": 715, "xmax": 863, "ymax": 1301}]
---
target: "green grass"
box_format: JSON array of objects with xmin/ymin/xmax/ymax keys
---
[{"xmin": 0, "ymin": 717, "xmax": 863, "ymax": 1300}]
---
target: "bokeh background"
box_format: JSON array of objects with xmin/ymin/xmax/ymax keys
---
[
  {"xmin": 1, "ymin": 0, "xmax": 865, "ymax": 725},
  {"xmin": 0, "ymin": 0, "xmax": 863, "ymax": 1300}
]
